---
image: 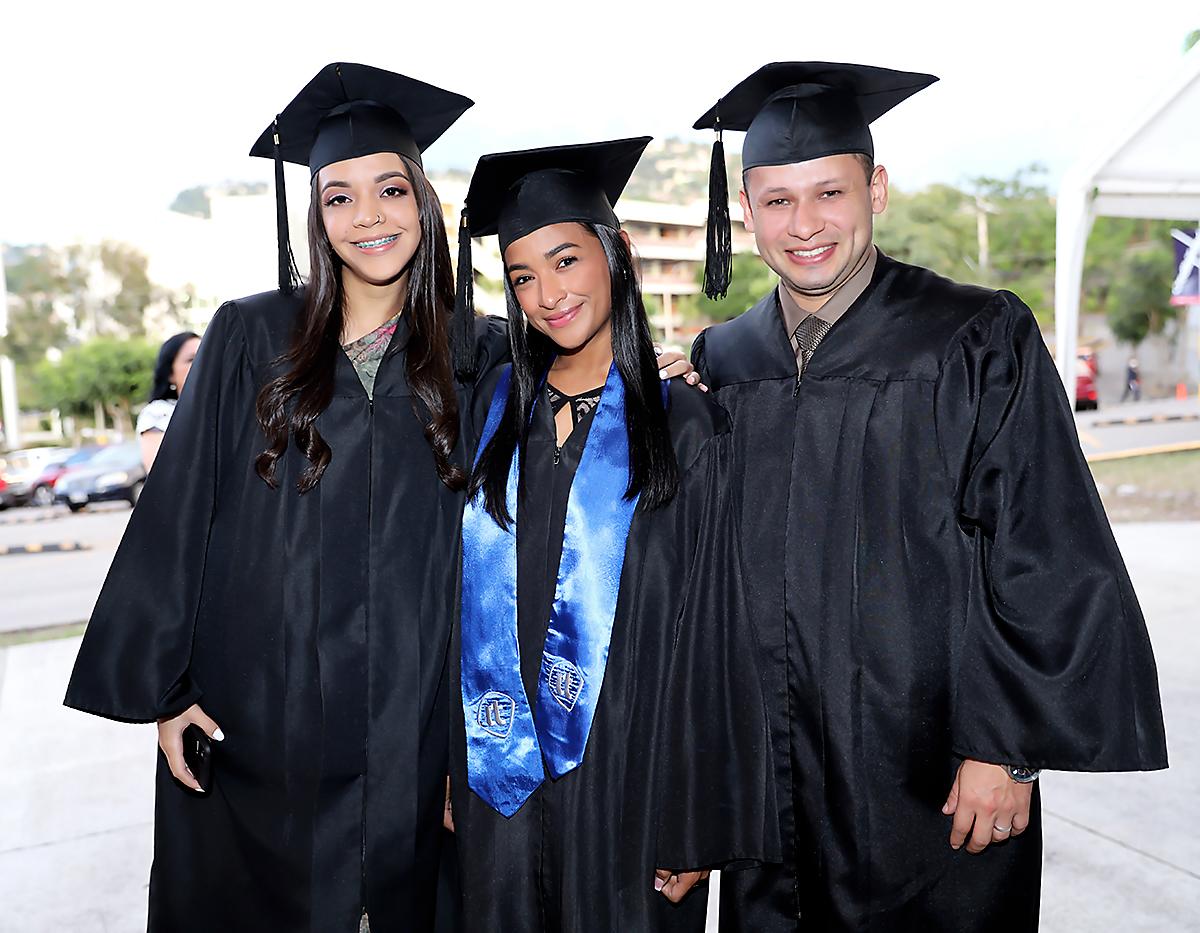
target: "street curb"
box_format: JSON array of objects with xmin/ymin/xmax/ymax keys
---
[
  {"xmin": 1086, "ymin": 412, "xmax": 1200, "ymax": 428},
  {"xmin": 0, "ymin": 621, "xmax": 87, "ymax": 648},
  {"xmin": 1087, "ymin": 440, "xmax": 1200, "ymax": 463},
  {"xmin": 0, "ymin": 509, "xmax": 66, "ymax": 525},
  {"xmin": 0, "ymin": 542, "xmax": 91, "ymax": 557}
]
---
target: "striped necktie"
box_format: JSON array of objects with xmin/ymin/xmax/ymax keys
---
[{"xmin": 793, "ymin": 314, "xmax": 834, "ymax": 377}]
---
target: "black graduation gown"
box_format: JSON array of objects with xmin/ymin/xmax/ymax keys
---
[
  {"xmin": 450, "ymin": 376, "xmax": 779, "ymax": 933},
  {"xmin": 693, "ymin": 252, "xmax": 1168, "ymax": 932},
  {"xmin": 63, "ymin": 290, "xmax": 509, "ymax": 933}
]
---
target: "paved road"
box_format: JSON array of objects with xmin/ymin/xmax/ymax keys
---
[
  {"xmin": 1076, "ymin": 398, "xmax": 1200, "ymax": 458},
  {"xmin": 0, "ymin": 522, "xmax": 1195, "ymax": 931},
  {"xmin": 0, "ymin": 505, "xmax": 132, "ymax": 635}
]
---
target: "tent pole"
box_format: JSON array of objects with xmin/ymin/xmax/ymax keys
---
[{"xmin": 1054, "ymin": 179, "xmax": 1095, "ymax": 410}]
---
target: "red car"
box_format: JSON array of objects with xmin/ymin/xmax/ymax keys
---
[{"xmin": 1075, "ymin": 351, "xmax": 1099, "ymax": 412}]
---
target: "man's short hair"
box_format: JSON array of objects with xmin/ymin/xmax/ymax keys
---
[{"xmin": 854, "ymin": 153, "xmax": 875, "ymax": 183}]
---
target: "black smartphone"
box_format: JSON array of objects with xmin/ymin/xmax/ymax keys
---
[{"xmin": 181, "ymin": 723, "xmax": 213, "ymax": 791}]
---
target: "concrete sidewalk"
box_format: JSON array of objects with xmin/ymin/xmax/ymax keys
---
[{"xmin": 1, "ymin": 523, "xmax": 1196, "ymax": 931}]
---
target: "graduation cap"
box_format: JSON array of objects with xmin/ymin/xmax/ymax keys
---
[
  {"xmin": 453, "ymin": 137, "xmax": 652, "ymax": 336},
  {"xmin": 693, "ymin": 62, "xmax": 937, "ymax": 299},
  {"xmin": 249, "ymin": 62, "xmax": 473, "ymax": 296}
]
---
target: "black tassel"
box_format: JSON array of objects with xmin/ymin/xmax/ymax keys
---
[
  {"xmin": 272, "ymin": 117, "xmax": 298, "ymax": 295},
  {"xmin": 703, "ymin": 128, "xmax": 732, "ymax": 301},
  {"xmin": 451, "ymin": 208, "xmax": 478, "ymax": 382}
]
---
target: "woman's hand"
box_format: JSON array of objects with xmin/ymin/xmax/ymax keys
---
[
  {"xmin": 157, "ymin": 703, "xmax": 223, "ymax": 792},
  {"xmin": 654, "ymin": 346, "xmax": 708, "ymax": 392},
  {"xmin": 654, "ymin": 868, "xmax": 710, "ymax": 903},
  {"xmin": 443, "ymin": 776, "xmax": 455, "ymax": 833}
]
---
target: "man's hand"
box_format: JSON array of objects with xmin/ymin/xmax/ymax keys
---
[
  {"xmin": 654, "ymin": 346, "xmax": 708, "ymax": 392},
  {"xmin": 157, "ymin": 703, "xmax": 223, "ymax": 792},
  {"xmin": 943, "ymin": 759, "xmax": 1033, "ymax": 854},
  {"xmin": 654, "ymin": 868, "xmax": 710, "ymax": 903}
]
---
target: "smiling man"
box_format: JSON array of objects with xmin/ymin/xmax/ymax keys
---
[{"xmin": 690, "ymin": 62, "xmax": 1168, "ymax": 932}]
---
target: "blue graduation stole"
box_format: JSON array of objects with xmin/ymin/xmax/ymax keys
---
[{"xmin": 460, "ymin": 362, "xmax": 641, "ymax": 817}]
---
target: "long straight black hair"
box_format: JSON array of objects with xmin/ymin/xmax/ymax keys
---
[
  {"xmin": 254, "ymin": 154, "xmax": 466, "ymax": 493},
  {"xmin": 469, "ymin": 223, "xmax": 677, "ymax": 528},
  {"xmin": 148, "ymin": 331, "xmax": 200, "ymax": 402}
]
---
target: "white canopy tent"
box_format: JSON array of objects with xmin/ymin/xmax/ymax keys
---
[{"xmin": 1054, "ymin": 43, "xmax": 1200, "ymax": 407}]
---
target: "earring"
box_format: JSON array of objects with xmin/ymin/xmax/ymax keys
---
[{"xmin": 169, "ymin": 383, "xmax": 177, "ymax": 392}]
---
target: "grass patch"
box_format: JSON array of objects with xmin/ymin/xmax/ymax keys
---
[
  {"xmin": 0, "ymin": 621, "xmax": 87, "ymax": 648},
  {"xmin": 1090, "ymin": 450, "xmax": 1200, "ymax": 522}
]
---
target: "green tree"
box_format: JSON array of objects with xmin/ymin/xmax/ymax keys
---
[
  {"xmin": 1106, "ymin": 245, "xmax": 1179, "ymax": 346},
  {"xmin": 33, "ymin": 338, "xmax": 157, "ymax": 431},
  {"xmin": 968, "ymin": 166, "xmax": 1057, "ymax": 320},
  {"xmin": 97, "ymin": 242, "xmax": 155, "ymax": 336},
  {"xmin": 1083, "ymin": 217, "xmax": 1188, "ymax": 317},
  {"xmin": 691, "ymin": 252, "xmax": 777, "ymax": 323},
  {"xmin": 874, "ymin": 183, "xmax": 976, "ymax": 282},
  {"xmin": 1, "ymin": 250, "xmax": 70, "ymax": 365},
  {"xmin": 169, "ymin": 185, "xmax": 212, "ymax": 218}
]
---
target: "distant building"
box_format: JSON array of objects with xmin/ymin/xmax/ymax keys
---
[{"xmin": 620, "ymin": 198, "xmax": 755, "ymax": 345}]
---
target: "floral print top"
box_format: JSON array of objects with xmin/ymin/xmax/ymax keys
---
[{"xmin": 342, "ymin": 310, "xmax": 403, "ymax": 399}]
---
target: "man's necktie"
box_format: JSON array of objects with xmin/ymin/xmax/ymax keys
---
[{"xmin": 793, "ymin": 314, "xmax": 834, "ymax": 377}]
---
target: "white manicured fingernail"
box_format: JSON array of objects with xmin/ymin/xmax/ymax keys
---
[
  {"xmin": 659, "ymin": 369, "xmax": 668, "ymax": 380},
  {"xmin": 654, "ymin": 877, "xmax": 664, "ymax": 892},
  {"xmin": 213, "ymin": 728, "xmax": 224, "ymax": 741},
  {"xmin": 653, "ymin": 346, "xmax": 663, "ymax": 355}
]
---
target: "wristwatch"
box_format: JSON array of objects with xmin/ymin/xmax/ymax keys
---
[{"xmin": 1003, "ymin": 765, "xmax": 1041, "ymax": 784}]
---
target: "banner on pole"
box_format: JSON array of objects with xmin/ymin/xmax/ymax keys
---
[{"xmin": 1171, "ymin": 228, "xmax": 1200, "ymax": 306}]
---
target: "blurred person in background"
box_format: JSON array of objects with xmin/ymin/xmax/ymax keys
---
[
  {"xmin": 138, "ymin": 331, "xmax": 200, "ymax": 471},
  {"xmin": 1122, "ymin": 357, "xmax": 1142, "ymax": 402}
]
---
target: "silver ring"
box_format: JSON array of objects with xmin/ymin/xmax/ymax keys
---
[{"xmin": 993, "ymin": 824, "xmax": 1012, "ymax": 834}]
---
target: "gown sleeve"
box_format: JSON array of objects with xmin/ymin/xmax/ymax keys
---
[
  {"xmin": 464, "ymin": 315, "xmax": 511, "ymax": 454},
  {"xmin": 935, "ymin": 291, "xmax": 1167, "ymax": 772},
  {"xmin": 64, "ymin": 301, "xmax": 247, "ymax": 723},
  {"xmin": 654, "ymin": 431, "xmax": 782, "ymax": 871}
]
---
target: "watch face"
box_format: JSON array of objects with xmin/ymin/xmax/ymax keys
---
[{"xmin": 1008, "ymin": 766, "xmax": 1040, "ymax": 783}]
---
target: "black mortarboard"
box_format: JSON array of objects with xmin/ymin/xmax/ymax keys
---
[
  {"xmin": 453, "ymin": 137, "xmax": 652, "ymax": 342},
  {"xmin": 247, "ymin": 62, "xmax": 473, "ymax": 377},
  {"xmin": 249, "ymin": 62, "xmax": 473, "ymax": 294},
  {"xmin": 693, "ymin": 62, "xmax": 937, "ymax": 299},
  {"xmin": 250, "ymin": 63, "xmax": 473, "ymax": 176}
]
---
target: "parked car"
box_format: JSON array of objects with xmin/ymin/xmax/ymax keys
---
[
  {"xmin": 1075, "ymin": 371, "xmax": 1099, "ymax": 411},
  {"xmin": 0, "ymin": 447, "xmax": 71, "ymax": 508},
  {"xmin": 29, "ymin": 446, "xmax": 101, "ymax": 506},
  {"xmin": 53, "ymin": 443, "xmax": 146, "ymax": 511},
  {"xmin": 1075, "ymin": 349, "xmax": 1099, "ymax": 412}
]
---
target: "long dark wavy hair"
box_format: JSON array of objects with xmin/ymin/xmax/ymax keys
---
[
  {"xmin": 148, "ymin": 332, "xmax": 200, "ymax": 402},
  {"xmin": 470, "ymin": 223, "xmax": 677, "ymax": 527},
  {"xmin": 254, "ymin": 155, "xmax": 465, "ymax": 493}
]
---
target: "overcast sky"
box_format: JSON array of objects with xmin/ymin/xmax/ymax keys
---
[{"xmin": 1, "ymin": 0, "xmax": 1196, "ymax": 244}]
